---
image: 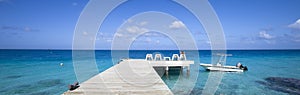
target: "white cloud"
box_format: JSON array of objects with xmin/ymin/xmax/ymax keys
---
[
  {"xmin": 258, "ymin": 31, "xmax": 276, "ymax": 44},
  {"xmin": 1, "ymin": 26, "xmax": 39, "ymax": 32},
  {"xmin": 139, "ymin": 21, "xmax": 148, "ymax": 26},
  {"xmin": 288, "ymin": 19, "xmax": 300, "ymax": 30},
  {"xmin": 156, "ymin": 40, "xmax": 160, "ymax": 44},
  {"xmin": 259, "ymin": 31, "xmax": 274, "ymax": 39},
  {"xmin": 169, "ymin": 21, "xmax": 186, "ymax": 29},
  {"xmin": 206, "ymin": 41, "xmax": 211, "ymax": 44},
  {"xmin": 83, "ymin": 31, "xmax": 88, "ymax": 36},
  {"xmin": 244, "ymin": 37, "xmax": 255, "ymax": 44},
  {"xmin": 101, "ymin": 37, "xmax": 112, "ymax": 42},
  {"xmin": 131, "ymin": 37, "xmax": 136, "ymax": 41},
  {"xmin": 292, "ymin": 39, "xmax": 300, "ymax": 42},
  {"xmin": 144, "ymin": 32, "xmax": 166, "ymax": 37},
  {"xmin": 126, "ymin": 26, "xmax": 148, "ymax": 33},
  {"xmin": 127, "ymin": 19, "xmax": 133, "ymax": 23},
  {"xmin": 106, "ymin": 39, "xmax": 112, "ymax": 42},
  {"xmin": 98, "ymin": 32, "xmax": 104, "ymax": 38},
  {"xmin": 145, "ymin": 37, "xmax": 151, "ymax": 43},
  {"xmin": 284, "ymin": 33, "xmax": 300, "ymax": 43},
  {"xmin": 115, "ymin": 33, "xmax": 123, "ymax": 37}
]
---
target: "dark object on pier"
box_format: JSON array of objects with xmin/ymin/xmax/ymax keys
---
[{"xmin": 68, "ymin": 82, "xmax": 80, "ymax": 91}]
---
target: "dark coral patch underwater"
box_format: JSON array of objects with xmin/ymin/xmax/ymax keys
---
[
  {"xmin": 4, "ymin": 75, "xmax": 23, "ymax": 79},
  {"xmin": 0, "ymin": 79, "xmax": 65, "ymax": 95},
  {"xmin": 256, "ymin": 77, "xmax": 300, "ymax": 95}
]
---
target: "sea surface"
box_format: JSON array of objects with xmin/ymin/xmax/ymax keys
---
[{"xmin": 0, "ymin": 50, "xmax": 300, "ymax": 95}]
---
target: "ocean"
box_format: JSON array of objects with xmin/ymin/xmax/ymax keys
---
[{"xmin": 0, "ymin": 50, "xmax": 299, "ymax": 95}]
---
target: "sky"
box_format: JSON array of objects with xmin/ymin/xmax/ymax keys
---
[{"xmin": 0, "ymin": 0, "xmax": 300, "ymax": 50}]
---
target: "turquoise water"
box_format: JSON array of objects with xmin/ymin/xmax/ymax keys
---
[{"xmin": 0, "ymin": 50, "xmax": 299, "ymax": 95}]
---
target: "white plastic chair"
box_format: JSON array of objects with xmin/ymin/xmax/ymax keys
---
[
  {"xmin": 172, "ymin": 54, "xmax": 179, "ymax": 61},
  {"xmin": 180, "ymin": 54, "xmax": 186, "ymax": 60},
  {"xmin": 154, "ymin": 54, "xmax": 162, "ymax": 61},
  {"xmin": 164, "ymin": 57, "xmax": 171, "ymax": 61},
  {"xmin": 145, "ymin": 54, "xmax": 153, "ymax": 61}
]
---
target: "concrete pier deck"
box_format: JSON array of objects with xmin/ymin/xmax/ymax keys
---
[{"xmin": 63, "ymin": 60, "xmax": 174, "ymax": 95}]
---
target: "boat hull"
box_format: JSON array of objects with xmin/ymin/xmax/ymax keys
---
[{"xmin": 200, "ymin": 63, "xmax": 244, "ymax": 72}]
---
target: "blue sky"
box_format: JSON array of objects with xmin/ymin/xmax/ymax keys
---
[{"xmin": 0, "ymin": 0, "xmax": 300, "ymax": 50}]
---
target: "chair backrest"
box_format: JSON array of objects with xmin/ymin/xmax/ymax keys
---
[
  {"xmin": 180, "ymin": 54, "xmax": 186, "ymax": 60},
  {"xmin": 172, "ymin": 54, "xmax": 179, "ymax": 61},
  {"xmin": 154, "ymin": 54, "xmax": 162, "ymax": 61},
  {"xmin": 164, "ymin": 57, "xmax": 171, "ymax": 61},
  {"xmin": 145, "ymin": 54, "xmax": 153, "ymax": 61}
]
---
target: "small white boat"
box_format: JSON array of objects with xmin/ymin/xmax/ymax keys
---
[
  {"xmin": 200, "ymin": 54, "xmax": 248, "ymax": 72},
  {"xmin": 200, "ymin": 63, "xmax": 247, "ymax": 72}
]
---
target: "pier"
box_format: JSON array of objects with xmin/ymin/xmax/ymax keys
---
[{"xmin": 63, "ymin": 53, "xmax": 193, "ymax": 95}]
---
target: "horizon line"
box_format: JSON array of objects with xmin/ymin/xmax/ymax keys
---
[{"xmin": 1, "ymin": 49, "xmax": 300, "ymax": 51}]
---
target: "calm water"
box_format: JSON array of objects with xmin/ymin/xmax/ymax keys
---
[{"xmin": 0, "ymin": 50, "xmax": 299, "ymax": 95}]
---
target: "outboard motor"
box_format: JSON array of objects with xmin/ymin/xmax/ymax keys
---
[
  {"xmin": 242, "ymin": 66, "xmax": 248, "ymax": 71},
  {"xmin": 237, "ymin": 62, "xmax": 248, "ymax": 71}
]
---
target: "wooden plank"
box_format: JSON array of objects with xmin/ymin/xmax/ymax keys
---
[{"xmin": 63, "ymin": 60, "xmax": 173, "ymax": 95}]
